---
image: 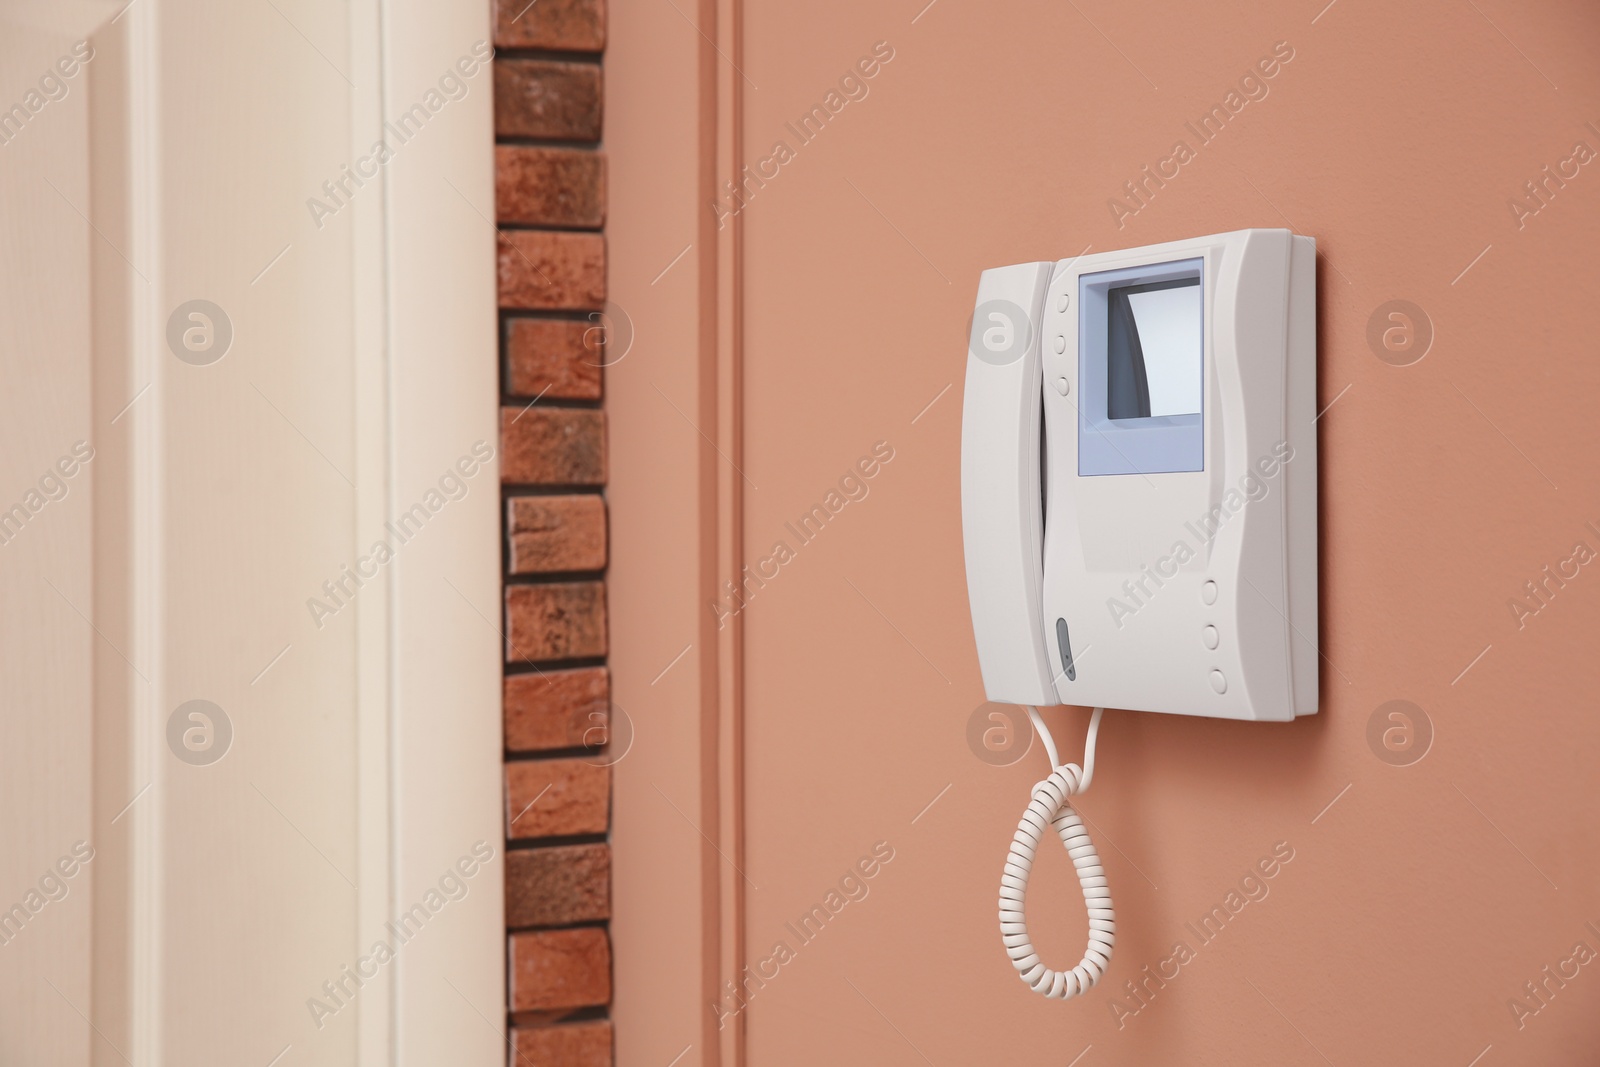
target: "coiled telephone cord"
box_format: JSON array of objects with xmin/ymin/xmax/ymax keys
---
[{"xmin": 999, "ymin": 705, "xmax": 1114, "ymax": 999}]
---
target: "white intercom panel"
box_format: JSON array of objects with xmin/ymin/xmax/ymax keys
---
[{"xmin": 962, "ymin": 229, "xmax": 1317, "ymax": 722}]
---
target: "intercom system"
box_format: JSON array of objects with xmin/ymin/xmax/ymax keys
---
[{"xmin": 960, "ymin": 228, "xmax": 1318, "ymax": 1000}]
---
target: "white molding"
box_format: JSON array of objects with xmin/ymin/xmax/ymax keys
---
[
  {"xmin": 376, "ymin": 2, "xmax": 504, "ymax": 1064},
  {"xmin": 125, "ymin": 8, "xmax": 163, "ymax": 1063},
  {"xmin": 348, "ymin": 0, "xmax": 396, "ymax": 1062},
  {"xmin": 74, "ymin": 2, "xmax": 502, "ymax": 1064}
]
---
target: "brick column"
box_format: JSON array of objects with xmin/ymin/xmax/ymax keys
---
[{"xmin": 493, "ymin": 1, "xmax": 613, "ymax": 1061}]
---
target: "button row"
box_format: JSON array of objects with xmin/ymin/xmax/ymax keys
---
[
  {"xmin": 1202, "ymin": 580, "xmax": 1224, "ymax": 693},
  {"xmin": 1054, "ymin": 294, "xmax": 1070, "ymax": 394}
]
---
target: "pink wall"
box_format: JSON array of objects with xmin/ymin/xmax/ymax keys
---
[{"xmin": 608, "ymin": 1, "xmax": 1600, "ymax": 1063}]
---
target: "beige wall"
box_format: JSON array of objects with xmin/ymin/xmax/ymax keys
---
[
  {"xmin": 609, "ymin": 1, "xmax": 1600, "ymax": 1064},
  {"xmin": 0, "ymin": 4, "xmax": 111, "ymax": 1061}
]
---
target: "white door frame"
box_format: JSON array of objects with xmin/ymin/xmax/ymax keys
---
[{"xmin": 2, "ymin": 1, "xmax": 504, "ymax": 1063}]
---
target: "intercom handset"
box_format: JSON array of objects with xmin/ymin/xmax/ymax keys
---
[{"xmin": 961, "ymin": 229, "xmax": 1318, "ymax": 1000}]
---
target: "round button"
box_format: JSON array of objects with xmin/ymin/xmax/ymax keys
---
[
  {"xmin": 1201, "ymin": 580, "xmax": 1218, "ymax": 605},
  {"xmin": 1057, "ymin": 293, "xmax": 1071, "ymax": 312},
  {"xmin": 1202, "ymin": 625, "xmax": 1219, "ymax": 650},
  {"xmin": 1055, "ymin": 377, "xmax": 1071, "ymax": 396},
  {"xmin": 1209, "ymin": 670, "xmax": 1227, "ymax": 694},
  {"xmin": 1053, "ymin": 335, "xmax": 1067, "ymax": 354}
]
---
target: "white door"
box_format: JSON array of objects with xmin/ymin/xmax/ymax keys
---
[{"xmin": 0, "ymin": 2, "xmax": 504, "ymax": 1063}]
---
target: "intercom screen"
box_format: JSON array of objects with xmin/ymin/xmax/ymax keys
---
[{"xmin": 1106, "ymin": 278, "xmax": 1202, "ymax": 421}]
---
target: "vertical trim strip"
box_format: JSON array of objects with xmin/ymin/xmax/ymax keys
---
[
  {"xmin": 716, "ymin": 0, "xmax": 747, "ymax": 1062},
  {"xmin": 351, "ymin": 0, "xmax": 395, "ymax": 1062},
  {"xmin": 694, "ymin": 0, "xmax": 725, "ymax": 1061},
  {"xmin": 126, "ymin": 4, "xmax": 163, "ymax": 1061}
]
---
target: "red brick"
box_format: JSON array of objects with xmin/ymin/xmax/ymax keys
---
[
  {"xmin": 506, "ymin": 317, "xmax": 603, "ymax": 400},
  {"xmin": 498, "ymin": 231, "xmax": 605, "ymax": 311},
  {"xmin": 506, "ymin": 581, "xmax": 606, "ymax": 662},
  {"xmin": 496, "ymin": 145, "xmax": 605, "ymax": 228},
  {"xmin": 501, "ymin": 407, "xmax": 605, "ymax": 485},
  {"xmin": 510, "ymin": 1019, "xmax": 612, "ymax": 1067},
  {"xmin": 510, "ymin": 927, "xmax": 611, "ymax": 1011},
  {"xmin": 507, "ymin": 843, "xmax": 611, "ymax": 926},
  {"xmin": 509, "ymin": 495, "xmax": 606, "ymax": 575},
  {"xmin": 494, "ymin": 60, "xmax": 602, "ymax": 140},
  {"xmin": 505, "ymin": 666, "xmax": 610, "ymax": 752},
  {"xmin": 493, "ymin": 0, "xmax": 605, "ymax": 52},
  {"xmin": 506, "ymin": 758, "xmax": 609, "ymax": 838}
]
